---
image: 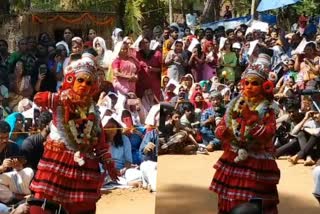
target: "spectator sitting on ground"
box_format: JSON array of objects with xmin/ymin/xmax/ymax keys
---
[
  {"xmin": 200, "ymin": 91, "xmax": 225, "ymax": 152},
  {"xmin": 20, "ymin": 111, "xmax": 52, "ymax": 172},
  {"xmin": 0, "ymin": 120, "xmax": 34, "ymax": 205}
]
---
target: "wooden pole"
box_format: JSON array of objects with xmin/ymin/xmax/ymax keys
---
[
  {"xmin": 251, "ymin": 0, "xmax": 256, "ymax": 20},
  {"xmin": 169, "ymin": 0, "xmax": 173, "ymax": 24}
]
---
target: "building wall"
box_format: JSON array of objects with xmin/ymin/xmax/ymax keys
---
[{"xmin": 0, "ymin": 13, "xmax": 115, "ymax": 52}]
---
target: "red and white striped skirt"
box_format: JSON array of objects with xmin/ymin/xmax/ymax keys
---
[{"xmin": 209, "ymin": 150, "xmax": 280, "ymax": 213}]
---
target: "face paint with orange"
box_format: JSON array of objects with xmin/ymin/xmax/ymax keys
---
[
  {"xmin": 242, "ymin": 76, "xmax": 263, "ymax": 98},
  {"xmin": 72, "ymin": 73, "xmax": 93, "ymax": 96}
]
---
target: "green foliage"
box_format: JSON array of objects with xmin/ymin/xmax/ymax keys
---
[
  {"xmin": 30, "ymin": 0, "xmax": 116, "ymax": 12},
  {"xmin": 125, "ymin": 0, "xmax": 143, "ymax": 35},
  {"xmin": 293, "ymin": 0, "xmax": 320, "ymax": 16},
  {"xmin": 232, "ymin": 0, "xmax": 252, "ymax": 16},
  {"xmin": 31, "ymin": 0, "xmax": 61, "ymax": 11},
  {"xmin": 123, "ymin": 0, "xmax": 166, "ymax": 36},
  {"xmin": 8, "ymin": 0, "xmax": 30, "ymax": 13}
]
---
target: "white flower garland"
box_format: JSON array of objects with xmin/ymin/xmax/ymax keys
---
[{"xmin": 225, "ymin": 96, "xmax": 271, "ymax": 163}]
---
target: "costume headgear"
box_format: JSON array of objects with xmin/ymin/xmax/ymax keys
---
[
  {"xmin": 241, "ymin": 52, "xmax": 275, "ymax": 98},
  {"xmin": 61, "ymin": 53, "xmax": 99, "ymax": 94},
  {"xmin": 242, "ymin": 53, "xmax": 271, "ymax": 81}
]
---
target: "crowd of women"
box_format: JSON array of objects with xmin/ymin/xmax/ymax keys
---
[
  {"xmin": 159, "ymin": 19, "xmax": 320, "ymax": 210},
  {"xmin": 0, "ymin": 13, "xmax": 320, "ymax": 213},
  {"xmin": 0, "ymin": 25, "xmax": 162, "ymax": 213}
]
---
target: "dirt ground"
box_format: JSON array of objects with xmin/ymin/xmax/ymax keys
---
[
  {"xmin": 96, "ymin": 151, "xmax": 319, "ymax": 214},
  {"xmin": 96, "ymin": 188, "xmax": 155, "ymax": 214},
  {"xmin": 155, "ymin": 152, "xmax": 319, "ymax": 214}
]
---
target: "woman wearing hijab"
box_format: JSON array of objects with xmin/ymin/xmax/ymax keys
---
[
  {"xmin": 190, "ymin": 91, "xmax": 209, "ymax": 112},
  {"xmin": 111, "ymin": 41, "xmax": 140, "ymax": 95},
  {"xmin": 112, "ymin": 28, "xmax": 124, "ymax": 49},
  {"xmin": 93, "ymin": 36, "xmax": 113, "ymax": 70},
  {"xmin": 5, "ymin": 112, "xmax": 28, "ymax": 148}
]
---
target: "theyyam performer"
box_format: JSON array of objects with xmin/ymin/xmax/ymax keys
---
[
  {"xmin": 209, "ymin": 53, "xmax": 280, "ymax": 214},
  {"xmin": 29, "ymin": 52, "xmax": 118, "ymax": 213}
]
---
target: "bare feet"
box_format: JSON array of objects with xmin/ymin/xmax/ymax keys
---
[
  {"xmin": 127, "ymin": 181, "xmax": 143, "ymax": 188},
  {"xmin": 304, "ymin": 156, "xmax": 315, "ymax": 166},
  {"xmin": 206, "ymin": 144, "xmax": 214, "ymax": 152},
  {"xmin": 183, "ymin": 145, "xmax": 197, "ymax": 154},
  {"xmin": 288, "ymin": 154, "xmax": 299, "ymax": 164}
]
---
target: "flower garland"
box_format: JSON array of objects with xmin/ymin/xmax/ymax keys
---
[
  {"xmin": 225, "ymin": 95, "xmax": 271, "ymax": 149},
  {"xmin": 32, "ymin": 13, "xmax": 115, "ymax": 26},
  {"xmin": 57, "ymin": 101, "xmax": 101, "ymax": 154}
]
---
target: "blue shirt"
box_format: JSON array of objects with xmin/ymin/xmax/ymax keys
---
[
  {"xmin": 111, "ymin": 135, "xmax": 132, "ymax": 170},
  {"xmin": 127, "ymin": 126, "xmax": 146, "ymax": 165},
  {"xmin": 139, "ymin": 129, "xmax": 159, "ymax": 162},
  {"xmin": 200, "ymin": 106, "xmax": 225, "ymax": 134}
]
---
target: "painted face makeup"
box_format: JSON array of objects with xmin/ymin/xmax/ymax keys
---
[
  {"xmin": 72, "ymin": 73, "xmax": 93, "ymax": 96},
  {"xmin": 243, "ymin": 77, "xmax": 263, "ymax": 98}
]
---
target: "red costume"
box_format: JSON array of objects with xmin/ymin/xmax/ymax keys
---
[
  {"xmin": 29, "ymin": 54, "xmax": 117, "ymax": 213},
  {"xmin": 209, "ymin": 54, "xmax": 280, "ymax": 213}
]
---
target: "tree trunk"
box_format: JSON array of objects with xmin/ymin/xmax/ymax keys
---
[
  {"xmin": 0, "ymin": 0, "xmax": 10, "ymax": 14},
  {"xmin": 117, "ymin": 0, "xmax": 127, "ymax": 30},
  {"xmin": 231, "ymin": 0, "xmax": 236, "ymax": 17},
  {"xmin": 60, "ymin": 0, "xmax": 77, "ymax": 10},
  {"xmin": 201, "ymin": 0, "xmax": 222, "ymax": 23}
]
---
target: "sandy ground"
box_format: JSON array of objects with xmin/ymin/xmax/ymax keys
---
[
  {"xmin": 96, "ymin": 188, "xmax": 155, "ymax": 214},
  {"xmin": 155, "ymin": 152, "xmax": 319, "ymax": 214},
  {"xmin": 96, "ymin": 151, "xmax": 319, "ymax": 214}
]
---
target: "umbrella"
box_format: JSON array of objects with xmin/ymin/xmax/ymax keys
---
[{"xmin": 257, "ymin": 0, "xmax": 301, "ymax": 12}]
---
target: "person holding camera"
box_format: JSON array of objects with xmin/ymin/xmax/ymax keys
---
[
  {"xmin": 288, "ymin": 110, "xmax": 320, "ymax": 165},
  {"xmin": 0, "ymin": 120, "xmax": 34, "ymax": 205},
  {"xmin": 200, "ymin": 91, "xmax": 226, "ymax": 152}
]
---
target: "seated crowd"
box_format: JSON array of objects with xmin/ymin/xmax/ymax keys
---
[
  {"xmin": 0, "ymin": 25, "xmax": 162, "ymax": 213},
  {"xmin": 158, "ymin": 21, "xmax": 320, "ymax": 204}
]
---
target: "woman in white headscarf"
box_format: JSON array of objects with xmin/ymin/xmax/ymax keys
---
[
  {"xmin": 110, "ymin": 41, "xmax": 140, "ymax": 95},
  {"xmin": 112, "ymin": 28, "xmax": 124, "ymax": 49},
  {"xmin": 93, "ymin": 37, "xmax": 113, "ymax": 70}
]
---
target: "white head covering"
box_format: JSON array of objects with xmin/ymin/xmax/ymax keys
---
[
  {"xmin": 17, "ymin": 98, "xmax": 33, "ymax": 113},
  {"xmin": 144, "ymin": 104, "xmax": 160, "ymax": 126},
  {"xmin": 171, "ymin": 39, "xmax": 183, "ymax": 50},
  {"xmin": 56, "ymin": 41, "xmax": 70, "ymax": 56},
  {"xmin": 112, "ymin": 28, "xmax": 123, "ymax": 46},
  {"xmin": 166, "ymin": 79, "xmax": 179, "ymax": 93},
  {"xmin": 114, "ymin": 92, "xmax": 127, "ymax": 115},
  {"xmin": 93, "ymin": 37, "xmax": 112, "ymax": 68},
  {"xmin": 21, "ymin": 101, "xmax": 40, "ymax": 125},
  {"xmin": 101, "ymin": 114, "xmax": 126, "ymax": 128}
]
